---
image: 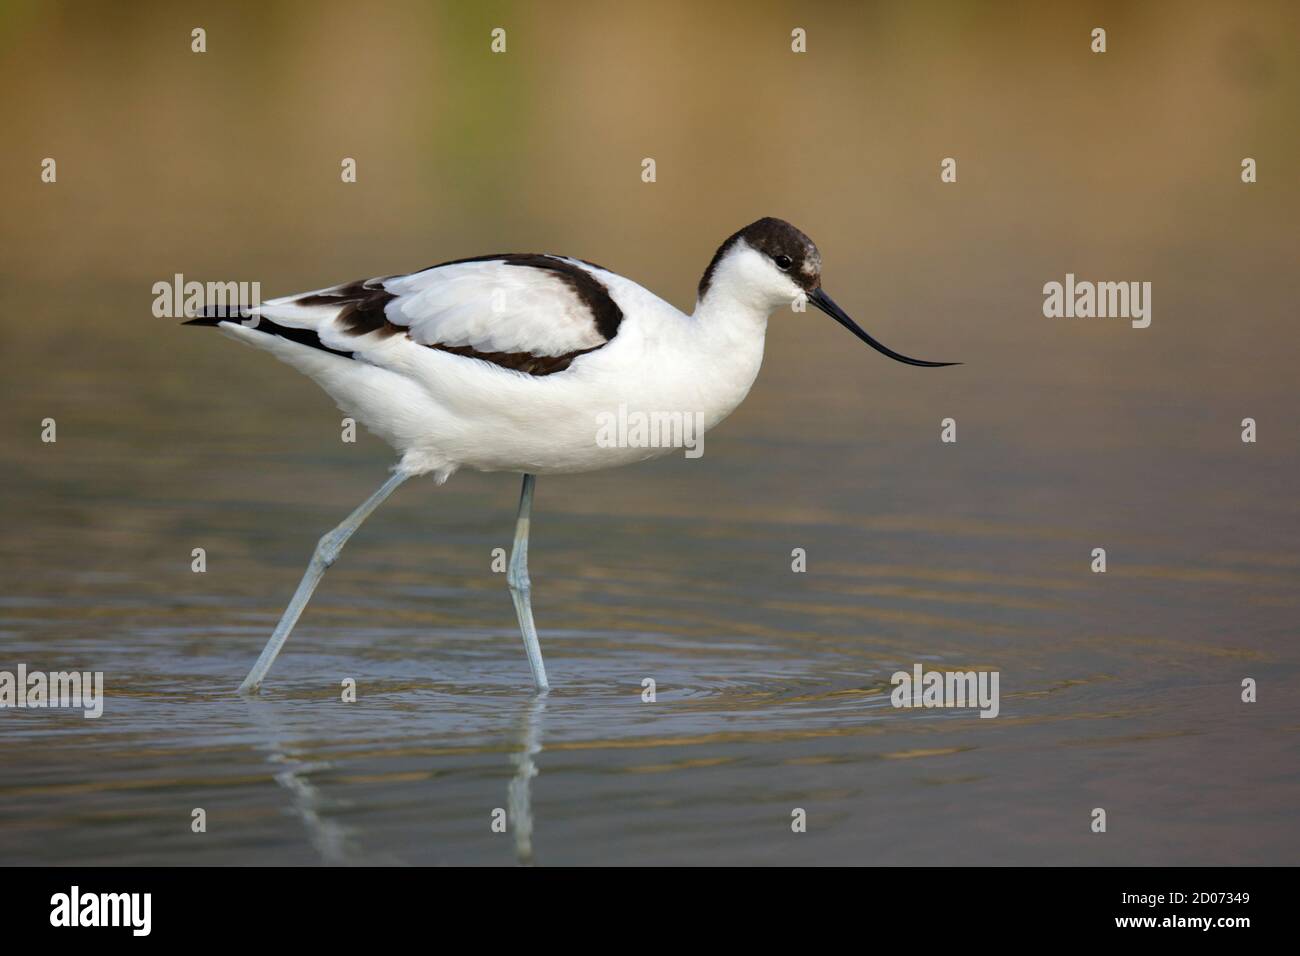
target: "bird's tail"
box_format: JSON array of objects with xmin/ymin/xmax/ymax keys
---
[
  {"xmin": 181, "ymin": 304, "xmax": 258, "ymax": 326},
  {"xmin": 182, "ymin": 303, "xmax": 355, "ymax": 357}
]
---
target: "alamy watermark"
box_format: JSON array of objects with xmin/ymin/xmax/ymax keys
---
[
  {"xmin": 152, "ymin": 273, "xmax": 261, "ymax": 320},
  {"xmin": 1042, "ymin": 273, "xmax": 1151, "ymax": 328},
  {"xmin": 50, "ymin": 886, "xmax": 150, "ymax": 936},
  {"xmin": 595, "ymin": 403, "xmax": 705, "ymax": 459},
  {"xmin": 891, "ymin": 663, "xmax": 999, "ymax": 718},
  {"xmin": 0, "ymin": 664, "xmax": 103, "ymax": 718}
]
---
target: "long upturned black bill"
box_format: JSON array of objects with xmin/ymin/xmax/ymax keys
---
[{"xmin": 809, "ymin": 288, "xmax": 959, "ymax": 367}]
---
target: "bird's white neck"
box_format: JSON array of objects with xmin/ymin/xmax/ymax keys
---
[
  {"xmin": 673, "ymin": 264, "xmax": 777, "ymax": 429},
  {"xmin": 690, "ymin": 290, "xmax": 771, "ymax": 340},
  {"xmin": 690, "ymin": 254, "xmax": 778, "ymax": 340}
]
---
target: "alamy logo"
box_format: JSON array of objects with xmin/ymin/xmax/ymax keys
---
[
  {"xmin": 595, "ymin": 403, "xmax": 705, "ymax": 459},
  {"xmin": 0, "ymin": 664, "xmax": 103, "ymax": 718},
  {"xmin": 151, "ymin": 273, "xmax": 261, "ymax": 319},
  {"xmin": 890, "ymin": 663, "xmax": 1000, "ymax": 718},
  {"xmin": 50, "ymin": 886, "xmax": 151, "ymax": 936},
  {"xmin": 1042, "ymin": 273, "xmax": 1151, "ymax": 328}
]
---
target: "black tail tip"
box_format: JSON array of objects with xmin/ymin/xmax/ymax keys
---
[{"xmin": 182, "ymin": 305, "xmax": 255, "ymax": 326}]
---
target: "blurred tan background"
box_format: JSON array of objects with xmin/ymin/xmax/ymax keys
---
[{"xmin": 3, "ymin": 0, "xmax": 1296, "ymax": 402}]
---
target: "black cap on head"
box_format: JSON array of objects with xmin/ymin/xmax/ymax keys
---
[{"xmin": 698, "ymin": 217, "xmax": 821, "ymax": 299}]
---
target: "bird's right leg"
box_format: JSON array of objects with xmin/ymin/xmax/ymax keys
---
[
  {"xmin": 237, "ymin": 470, "xmax": 410, "ymax": 694},
  {"xmin": 506, "ymin": 474, "xmax": 550, "ymax": 692}
]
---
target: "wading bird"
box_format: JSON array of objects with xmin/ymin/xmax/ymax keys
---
[{"xmin": 187, "ymin": 218, "xmax": 957, "ymax": 693}]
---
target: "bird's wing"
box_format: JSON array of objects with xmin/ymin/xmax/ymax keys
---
[{"xmin": 211, "ymin": 255, "xmax": 626, "ymax": 376}]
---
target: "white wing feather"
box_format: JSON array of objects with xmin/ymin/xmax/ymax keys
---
[
  {"xmin": 246, "ymin": 257, "xmax": 611, "ymax": 359},
  {"xmin": 384, "ymin": 260, "xmax": 607, "ymax": 355}
]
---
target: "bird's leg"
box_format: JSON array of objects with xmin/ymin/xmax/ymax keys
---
[
  {"xmin": 237, "ymin": 470, "xmax": 410, "ymax": 694},
  {"xmin": 507, "ymin": 474, "xmax": 550, "ymax": 692}
]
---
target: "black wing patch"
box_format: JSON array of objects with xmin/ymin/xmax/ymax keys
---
[
  {"xmin": 187, "ymin": 256, "xmax": 625, "ymax": 377},
  {"xmin": 297, "ymin": 277, "xmax": 401, "ymax": 338}
]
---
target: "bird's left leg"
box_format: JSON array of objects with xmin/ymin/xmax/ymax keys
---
[
  {"xmin": 237, "ymin": 470, "xmax": 409, "ymax": 694},
  {"xmin": 506, "ymin": 474, "xmax": 550, "ymax": 692}
]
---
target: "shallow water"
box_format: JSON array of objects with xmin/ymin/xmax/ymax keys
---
[{"xmin": 2, "ymin": 301, "xmax": 1297, "ymax": 864}]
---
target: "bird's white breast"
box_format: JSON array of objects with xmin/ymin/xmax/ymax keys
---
[{"xmin": 398, "ymin": 283, "xmax": 767, "ymax": 477}]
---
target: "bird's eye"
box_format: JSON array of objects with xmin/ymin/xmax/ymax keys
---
[{"xmin": 774, "ymin": 254, "xmax": 793, "ymax": 271}]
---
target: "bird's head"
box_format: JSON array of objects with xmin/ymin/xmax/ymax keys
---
[{"xmin": 698, "ymin": 217, "xmax": 959, "ymax": 367}]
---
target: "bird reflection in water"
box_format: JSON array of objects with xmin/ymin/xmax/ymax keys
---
[
  {"xmin": 508, "ymin": 693, "xmax": 547, "ymax": 865},
  {"xmin": 242, "ymin": 696, "xmax": 355, "ymax": 865},
  {"xmin": 240, "ymin": 691, "xmax": 547, "ymax": 865}
]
